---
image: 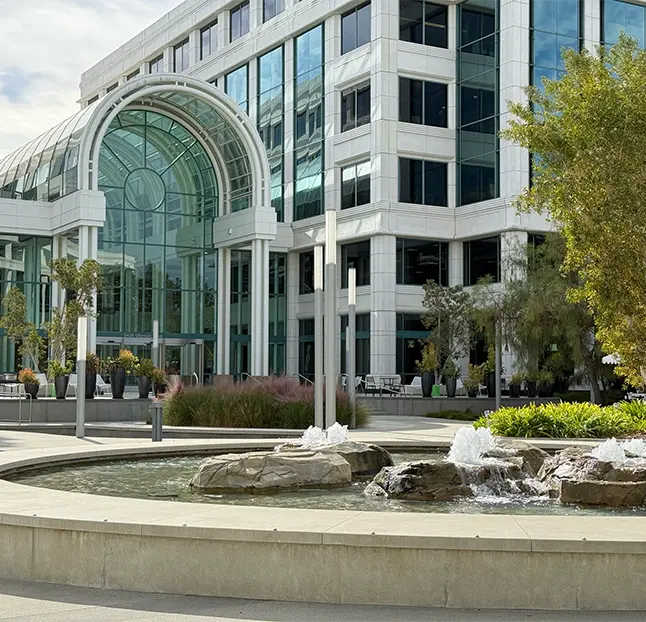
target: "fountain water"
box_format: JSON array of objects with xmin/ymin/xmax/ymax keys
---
[
  {"xmin": 295, "ymin": 423, "xmax": 349, "ymax": 449},
  {"xmin": 447, "ymin": 427, "xmax": 496, "ymax": 465},
  {"xmin": 592, "ymin": 438, "xmax": 646, "ymax": 461}
]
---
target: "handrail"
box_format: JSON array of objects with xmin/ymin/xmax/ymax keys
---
[
  {"xmin": 292, "ymin": 373, "xmax": 314, "ymax": 386},
  {"xmin": 192, "ymin": 372, "xmax": 200, "ymax": 387},
  {"xmin": 240, "ymin": 372, "xmax": 264, "ymax": 386}
]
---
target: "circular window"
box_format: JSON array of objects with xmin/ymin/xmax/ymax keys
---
[{"xmin": 124, "ymin": 168, "xmax": 165, "ymax": 211}]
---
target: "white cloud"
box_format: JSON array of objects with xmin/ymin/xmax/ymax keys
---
[{"xmin": 0, "ymin": 0, "xmax": 181, "ymax": 159}]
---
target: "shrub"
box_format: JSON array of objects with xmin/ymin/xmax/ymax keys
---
[
  {"xmin": 18, "ymin": 368, "xmax": 39, "ymax": 385},
  {"xmin": 475, "ymin": 401, "xmax": 645, "ymax": 438},
  {"xmin": 135, "ymin": 358, "xmax": 155, "ymax": 377},
  {"xmin": 47, "ymin": 360, "xmax": 72, "ymax": 380},
  {"xmin": 162, "ymin": 376, "xmax": 369, "ymax": 429},
  {"xmin": 86, "ymin": 353, "xmax": 100, "ymax": 374}
]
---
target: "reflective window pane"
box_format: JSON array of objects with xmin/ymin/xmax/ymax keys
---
[
  {"xmin": 225, "ymin": 65, "xmax": 249, "ymax": 113},
  {"xmin": 463, "ymin": 236, "xmax": 500, "ymax": 285},
  {"xmin": 342, "ymin": 241, "xmax": 371, "ymax": 288},
  {"xmin": 231, "ymin": 1, "xmax": 250, "ymax": 42},
  {"xmin": 264, "ymin": 0, "xmax": 285, "ymax": 23},
  {"xmin": 396, "ymin": 238, "xmax": 449, "ymax": 285},
  {"xmin": 399, "ymin": 158, "xmax": 446, "ymax": 206},
  {"xmin": 342, "ymin": 2, "xmax": 371, "ymax": 54}
]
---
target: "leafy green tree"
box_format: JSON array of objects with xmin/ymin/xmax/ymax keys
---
[
  {"xmin": 501, "ymin": 35, "xmax": 646, "ymax": 387},
  {"xmin": 0, "ymin": 287, "xmax": 45, "ymax": 370}
]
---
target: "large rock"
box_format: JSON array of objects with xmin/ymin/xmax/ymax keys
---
[
  {"xmin": 278, "ymin": 441, "xmax": 393, "ymax": 477},
  {"xmin": 365, "ymin": 460, "xmax": 473, "ymax": 501},
  {"xmin": 539, "ymin": 446, "xmax": 646, "ymax": 506},
  {"xmin": 483, "ymin": 439, "xmax": 550, "ymax": 476},
  {"xmin": 190, "ymin": 450, "xmax": 352, "ymax": 493}
]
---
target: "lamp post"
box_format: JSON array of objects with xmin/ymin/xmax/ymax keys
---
[
  {"xmin": 347, "ymin": 267, "xmax": 356, "ymax": 429},
  {"xmin": 324, "ymin": 210, "xmax": 337, "ymax": 429},
  {"xmin": 152, "ymin": 320, "xmax": 160, "ymax": 368},
  {"xmin": 76, "ymin": 316, "xmax": 88, "ymax": 439},
  {"xmin": 314, "ymin": 245, "xmax": 324, "ymax": 429}
]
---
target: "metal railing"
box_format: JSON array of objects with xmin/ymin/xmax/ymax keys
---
[
  {"xmin": 292, "ymin": 373, "xmax": 315, "ymax": 386},
  {"xmin": 0, "ymin": 384, "xmax": 33, "ymax": 425}
]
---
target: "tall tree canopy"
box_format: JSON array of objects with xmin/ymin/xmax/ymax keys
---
[{"xmin": 501, "ymin": 35, "xmax": 646, "ymax": 386}]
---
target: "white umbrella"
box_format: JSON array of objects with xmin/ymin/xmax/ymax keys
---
[{"xmin": 602, "ymin": 353, "xmax": 621, "ymax": 365}]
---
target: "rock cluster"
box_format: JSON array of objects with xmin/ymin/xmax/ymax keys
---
[{"xmin": 190, "ymin": 441, "xmax": 393, "ymax": 493}]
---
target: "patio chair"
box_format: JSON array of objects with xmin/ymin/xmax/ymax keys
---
[
  {"xmin": 66, "ymin": 374, "xmax": 78, "ymax": 397},
  {"xmin": 95, "ymin": 374, "xmax": 112, "ymax": 396},
  {"xmin": 36, "ymin": 373, "xmax": 53, "ymax": 398},
  {"xmin": 364, "ymin": 374, "xmax": 381, "ymax": 396},
  {"xmin": 404, "ymin": 376, "xmax": 423, "ymax": 396}
]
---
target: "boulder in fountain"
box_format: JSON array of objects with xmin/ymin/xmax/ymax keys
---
[
  {"xmin": 278, "ymin": 441, "xmax": 393, "ymax": 477},
  {"xmin": 365, "ymin": 460, "xmax": 474, "ymax": 501},
  {"xmin": 482, "ymin": 439, "xmax": 549, "ymax": 477},
  {"xmin": 190, "ymin": 450, "xmax": 352, "ymax": 493}
]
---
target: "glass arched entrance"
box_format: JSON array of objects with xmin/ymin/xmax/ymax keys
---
[{"xmin": 96, "ymin": 109, "xmax": 219, "ymax": 381}]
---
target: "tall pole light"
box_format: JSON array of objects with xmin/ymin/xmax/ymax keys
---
[
  {"xmin": 314, "ymin": 245, "xmax": 324, "ymax": 429},
  {"xmin": 76, "ymin": 316, "xmax": 88, "ymax": 439},
  {"xmin": 495, "ymin": 313, "xmax": 502, "ymax": 411},
  {"xmin": 347, "ymin": 267, "xmax": 356, "ymax": 429},
  {"xmin": 324, "ymin": 210, "xmax": 337, "ymax": 429}
]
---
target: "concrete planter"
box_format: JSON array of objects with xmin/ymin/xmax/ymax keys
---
[
  {"xmin": 111, "ymin": 368, "xmax": 126, "ymax": 399},
  {"xmin": 137, "ymin": 376, "xmax": 152, "ymax": 399},
  {"xmin": 54, "ymin": 376, "xmax": 69, "ymax": 400},
  {"xmin": 446, "ymin": 377, "xmax": 457, "ymax": 398},
  {"xmin": 85, "ymin": 373, "xmax": 97, "ymax": 399},
  {"xmin": 421, "ymin": 372, "xmax": 434, "ymax": 398},
  {"xmin": 23, "ymin": 383, "xmax": 39, "ymax": 399}
]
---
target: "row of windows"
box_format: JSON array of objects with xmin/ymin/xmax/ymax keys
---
[{"xmin": 297, "ymin": 235, "xmax": 501, "ymax": 294}]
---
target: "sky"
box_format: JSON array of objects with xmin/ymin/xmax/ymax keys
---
[{"xmin": 0, "ymin": 0, "xmax": 181, "ymax": 159}]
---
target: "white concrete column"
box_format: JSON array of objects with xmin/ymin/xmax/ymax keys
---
[
  {"xmin": 285, "ymin": 251, "xmax": 299, "ymax": 375},
  {"xmin": 217, "ymin": 247, "xmax": 231, "ymax": 374},
  {"xmin": 250, "ymin": 0, "xmax": 262, "ymax": 30},
  {"xmin": 247, "ymin": 57, "xmax": 258, "ymax": 125},
  {"xmin": 163, "ymin": 46, "xmax": 174, "ymax": 73},
  {"xmin": 448, "ymin": 240, "xmax": 464, "ymax": 287},
  {"xmin": 189, "ymin": 28, "xmax": 201, "ymax": 67},
  {"xmin": 499, "ymin": 0, "xmax": 530, "ymax": 216},
  {"xmin": 88, "ymin": 226, "xmax": 98, "ymax": 353},
  {"xmin": 261, "ymin": 239, "xmax": 270, "ymax": 376},
  {"xmin": 219, "ymin": 11, "xmax": 231, "ymax": 45},
  {"xmin": 324, "ymin": 14, "xmax": 340, "ymax": 213},
  {"xmin": 370, "ymin": 235, "xmax": 396, "ymax": 375},
  {"xmin": 251, "ymin": 239, "xmax": 270, "ymax": 375},
  {"xmin": 584, "ymin": 0, "xmax": 601, "ymax": 52},
  {"xmin": 501, "ymin": 230, "xmax": 528, "ymax": 284}
]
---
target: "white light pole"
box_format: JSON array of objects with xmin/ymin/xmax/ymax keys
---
[
  {"xmin": 76, "ymin": 316, "xmax": 88, "ymax": 439},
  {"xmin": 324, "ymin": 210, "xmax": 337, "ymax": 429},
  {"xmin": 152, "ymin": 320, "xmax": 160, "ymax": 368},
  {"xmin": 347, "ymin": 267, "xmax": 356, "ymax": 429},
  {"xmin": 314, "ymin": 245, "xmax": 324, "ymax": 429}
]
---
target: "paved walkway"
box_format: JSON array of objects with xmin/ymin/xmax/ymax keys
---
[{"xmin": 0, "ymin": 578, "xmax": 642, "ymax": 621}]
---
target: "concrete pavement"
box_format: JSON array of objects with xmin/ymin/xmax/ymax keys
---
[{"xmin": 0, "ymin": 579, "xmax": 642, "ymax": 621}]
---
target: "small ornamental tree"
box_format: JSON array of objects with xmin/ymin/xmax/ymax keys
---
[
  {"xmin": 0, "ymin": 287, "xmax": 45, "ymax": 371},
  {"xmin": 501, "ymin": 35, "xmax": 646, "ymax": 387}
]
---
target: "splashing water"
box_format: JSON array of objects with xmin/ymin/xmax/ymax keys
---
[
  {"xmin": 591, "ymin": 438, "xmax": 646, "ymax": 462},
  {"xmin": 297, "ymin": 422, "xmax": 349, "ymax": 449},
  {"xmin": 448, "ymin": 427, "xmax": 496, "ymax": 465}
]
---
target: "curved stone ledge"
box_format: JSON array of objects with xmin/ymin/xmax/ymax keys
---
[{"xmin": 1, "ymin": 438, "xmax": 646, "ymax": 610}]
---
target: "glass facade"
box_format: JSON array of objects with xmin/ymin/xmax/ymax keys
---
[
  {"xmin": 225, "ymin": 65, "xmax": 249, "ymax": 114},
  {"xmin": 341, "ymin": 83, "xmax": 371, "ymax": 132},
  {"xmin": 0, "ymin": 236, "xmax": 51, "ymax": 372},
  {"xmin": 342, "ymin": 2, "xmax": 371, "ymax": 54},
  {"xmin": 231, "ymin": 1, "xmax": 250, "ymax": 42},
  {"xmin": 399, "ymin": 157, "xmax": 448, "ymax": 206},
  {"xmin": 399, "ymin": 0, "xmax": 448, "ymax": 48},
  {"xmin": 396, "ymin": 238, "xmax": 448, "ymax": 286},
  {"xmin": 463, "ymin": 236, "xmax": 500, "ymax": 285},
  {"xmin": 340, "ymin": 313, "xmax": 371, "ymax": 376},
  {"xmin": 341, "ymin": 161, "xmax": 370, "ymax": 209},
  {"xmin": 399, "ymin": 78, "xmax": 447, "ymax": 127},
  {"xmin": 531, "ymin": 0, "xmax": 581, "ymax": 89},
  {"xmin": 298, "ymin": 318, "xmax": 315, "ymax": 381},
  {"xmin": 603, "ymin": 0, "xmax": 645, "ymax": 46},
  {"xmin": 341, "ymin": 241, "xmax": 370, "ymax": 288},
  {"xmin": 457, "ymin": 0, "xmax": 499, "ymax": 206},
  {"xmin": 258, "ymin": 47, "xmax": 285, "ymax": 221},
  {"xmin": 299, "ymin": 250, "xmax": 314, "ymax": 295},
  {"xmin": 174, "ymin": 39, "xmax": 190, "ymax": 73},
  {"xmin": 396, "ymin": 313, "xmax": 428, "ymax": 385},
  {"xmin": 127, "ymin": 70, "xmax": 140, "ymax": 81},
  {"xmin": 201, "ymin": 20, "xmax": 218, "ymax": 60},
  {"xmin": 268, "ymin": 252, "xmax": 286, "ymax": 374},
  {"xmin": 97, "ymin": 110, "xmax": 218, "ymax": 351},
  {"xmin": 230, "ymin": 250, "xmax": 250, "ymax": 377},
  {"xmin": 264, "ymin": 0, "xmax": 285, "ymax": 23},
  {"xmin": 294, "ymin": 25, "xmax": 324, "ymax": 221}
]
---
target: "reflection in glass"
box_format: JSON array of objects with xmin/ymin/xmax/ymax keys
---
[
  {"xmin": 463, "ymin": 236, "xmax": 500, "ymax": 285},
  {"xmin": 396, "ymin": 238, "xmax": 448, "ymax": 286},
  {"xmin": 341, "ymin": 241, "xmax": 370, "ymax": 288},
  {"xmin": 225, "ymin": 65, "xmax": 249, "ymax": 113},
  {"xmin": 342, "ymin": 2, "xmax": 371, "ymax": 54},
  {"xmin": 603, "ymin": 0, "xmax": 645, "ymax": 46}
]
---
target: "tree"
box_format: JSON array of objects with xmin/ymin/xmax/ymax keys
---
[
  {"xmin": 501, "ymin": 35, "xmax": 646, "ymax": 387},
  {"xmin": 420, "ymin": 282, "xmax": 473, "ymax": 371},
  {"xmin": 0, "ymin": 287, "xmax": 45, "ymax": 370},
  {"xmin": 47, "ymin": 259, "xmax": 102, "ymax": 366}
]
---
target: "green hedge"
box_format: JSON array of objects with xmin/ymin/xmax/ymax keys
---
[
  {"xmin": 161, "ymin": 376, "xmax": 369, "ymax": 429},
  {"xmin": 474, "ymin": 401, "xmax": 646, "ymax": 438}
]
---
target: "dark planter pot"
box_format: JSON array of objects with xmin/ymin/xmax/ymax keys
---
[
  {"xmin": 111, "ymin": 367, "xmax": 126, "ymax": 399},
  {"xmin": 154, "ymin": 382, "xmax": 167, "ymax": 397},
  {"xmin": 138, "ymin": 376, "xmax": 152, "ymax": 399},
  {"xmin": 537, "ymin": 384, "xmax": 552, "ymax": 398},
  {"xmin": 467, "ymin": 388, "xmax": 478, "ymax": 398},
  {"xmin": 485, "ymin": 372, "xmax": 496, "ymax": 397},
  {"xmin": 85, "ymin": 372, "xmax": 97, "ymax": 399},
  {"xmin": 421, "ymin": 371, "xmax": 435, "ymax": 398},
  {"xmin": 509, "ymin": 383, "xmax": 521, "ymax": 398},
  {"xmin": 23, "ymin": 383, "xmax": 38, "ymax": 399},
  {"xmin": 446, "ymin": 377, "xmax": 457, "ymax": 398},
  {"xmin": 54, "ymin": 375, "xmax": 69, "ymax": 400},
  {"xmin": 526, "ymin": 380, "xmax": 538, "ymax": 398}
]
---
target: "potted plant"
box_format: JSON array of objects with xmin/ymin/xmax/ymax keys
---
[
  {"xmin": 105, "ymin": 349, "xmax": 137, "ymax": 399},
  {"xmin": 509, "ymin": 372, "xmax": 522, "ymax": 398},
  {"xmin": 135, "ymin": 358, "xmax": 155, "ymax": 399},
  {"xmin": 524, "ymin": 369, "xmax": 539, "ymax": 398},
  {"xmin": 416, "ymin": 341, "xmax": 437, "ymax": 398},
  {"xmin": 442, "ymin": 358, "xmax": 461, "ymax": 398},
  {"xmin": 537, "ymin": 370, "xmax": 554, "ymax": 398},
  {"xmin": 18, "ymin": 368, "xmax": 39, "ymax": 399},
  {"xmin": 463, "ymin": 363, "xmax": 484, "ymax": 398},
  {"xmin": 47, "ymin": 360, "xmax": 72, "ymax": 399},
  {"xmin": 85, "ymin": 353, "xmax": 100, "ymax": 399},
  {"xmin": 151, "ymin": 367, "xmax": 167, "ymax": 396}
]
